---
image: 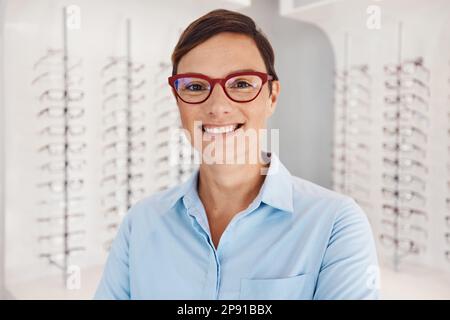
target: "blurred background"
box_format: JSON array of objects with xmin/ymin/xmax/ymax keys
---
[{"xmin": 0, "ymin": 0, "xmax": 449, "ymax": 299}]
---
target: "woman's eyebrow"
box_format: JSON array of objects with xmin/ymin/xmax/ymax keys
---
[
  {"xmin": 178, "ymin": 69, "xmax": 259, "ymax": 77},
  {"xmin": 226, "ymin": 68, "xmax": 257, "ymax": 76}
]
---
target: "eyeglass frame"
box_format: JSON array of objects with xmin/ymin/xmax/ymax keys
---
[
  {"xmin": 37, "ymin": 106, "xmax": 85, "ymax": 119},
  {"xmin": 379, "ymin": 233, "xmax": 423, "ymax": 255},
  {"xmin": 168, "ymin": 71, "xmax": 273, "ymax": 104},
  {"xmin": 382, "ymin": 204, "xmax": 427, "ymax": 220}
]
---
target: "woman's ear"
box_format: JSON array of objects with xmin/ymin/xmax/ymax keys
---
[{"xmin": 266, "ymin": 80, "xmax": 280, "ymax": 118}]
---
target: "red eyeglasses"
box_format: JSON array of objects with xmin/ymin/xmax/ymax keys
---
[{"xmin": 168, "ymin": 71, "xmax": 273, "ymax": 104}]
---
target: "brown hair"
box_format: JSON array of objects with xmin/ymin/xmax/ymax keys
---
[{"xmin": 170, "ymin": 9, "xmax": 278, "ymax": 94}]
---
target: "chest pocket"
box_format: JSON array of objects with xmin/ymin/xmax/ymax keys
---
[{"xmin": 239, "ymin": 273, "xmax": 315, "ymax": 300}]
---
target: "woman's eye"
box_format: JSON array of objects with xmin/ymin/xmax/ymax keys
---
[
  {"xmin": 186, "ymin": 83, "xmax": 206, "ymax": 91},
  {"xmin": 231, "ymin": 81, "xmax": 251, "ymax": 88}
]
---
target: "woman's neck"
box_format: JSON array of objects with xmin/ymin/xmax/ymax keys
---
[{"xmin": 198, "ymin": 162, "xmax": 268, "ymax": 220}]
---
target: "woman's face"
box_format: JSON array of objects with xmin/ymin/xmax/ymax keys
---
[{"xmin": 174, "ymin": 32, "xmax": 280, "ymax": 164}]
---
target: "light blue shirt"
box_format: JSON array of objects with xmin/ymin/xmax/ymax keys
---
[{"xmin": 95, "ymin": 153, "xmax": 379, "ymax": 299}]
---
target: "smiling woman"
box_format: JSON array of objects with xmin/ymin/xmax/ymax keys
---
[{"xmin": 94, "ymin": 8, "xmax": 379, "ymax": 300}]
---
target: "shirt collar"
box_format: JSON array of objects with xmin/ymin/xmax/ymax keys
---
[
  {"xmin": 167, "ymin": 152, "xmax": 294, "ymax": 214},
  {"xmin": 258, "ymin": 152, "xmax": 294, "ymax": 213}
]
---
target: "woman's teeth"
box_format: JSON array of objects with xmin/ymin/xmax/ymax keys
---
[{"xmin": 203, "ymin": 124, "xmax": 239, "ymax": 134}]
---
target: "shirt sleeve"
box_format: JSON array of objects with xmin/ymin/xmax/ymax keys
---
[
  {"xmin": 313, "ymin": 197, "xmax": 380, "ymax": 300},
  {"xmin": 94, "ymin": 212, "xmax": 132, "ymax": 300}
]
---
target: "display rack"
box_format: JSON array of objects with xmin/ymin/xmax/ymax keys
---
[
  {"xmin": 100, "ymin": 19, "xmax": 147, "ymax": 251},
  {"xmin": 332, "ymin": 32, "xmax": 372, "ymax": 211},
  {"xmin": 379, "ymin": 22, "xmax": 430, "ymax": 270},
  {"xmin": 32, "ymin": 7, "xmax": 86, "ymax": 284}
]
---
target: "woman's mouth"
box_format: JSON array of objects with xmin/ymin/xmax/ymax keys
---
[{"xmin": 202, "ymin": 123, "xmax": 244, "ymax": 134}]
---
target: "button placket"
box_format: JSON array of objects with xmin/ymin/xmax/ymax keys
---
[
  {"xmin": 197, "ymin": 228, "xmax": 221, "ymax": 299},
  {"xmin": 184, "ymin": 197, "xmax": 222, "ymax": 299},
  {"xmin": 183, "ymin": 195, "xmax": 260, "ymax": 300},
  {"xmin": 216, "ymin": 220, "xmax": 236, "ymax": 259}
]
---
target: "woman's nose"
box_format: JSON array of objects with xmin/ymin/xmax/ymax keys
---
[{"xmin": 204, "ymin": 83, "xmax": 233, "ymax": 116}]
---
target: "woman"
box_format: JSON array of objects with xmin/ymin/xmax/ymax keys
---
[{"xmin": 95, "ymin": 9, "xmax": 379, "ymax": 300}]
